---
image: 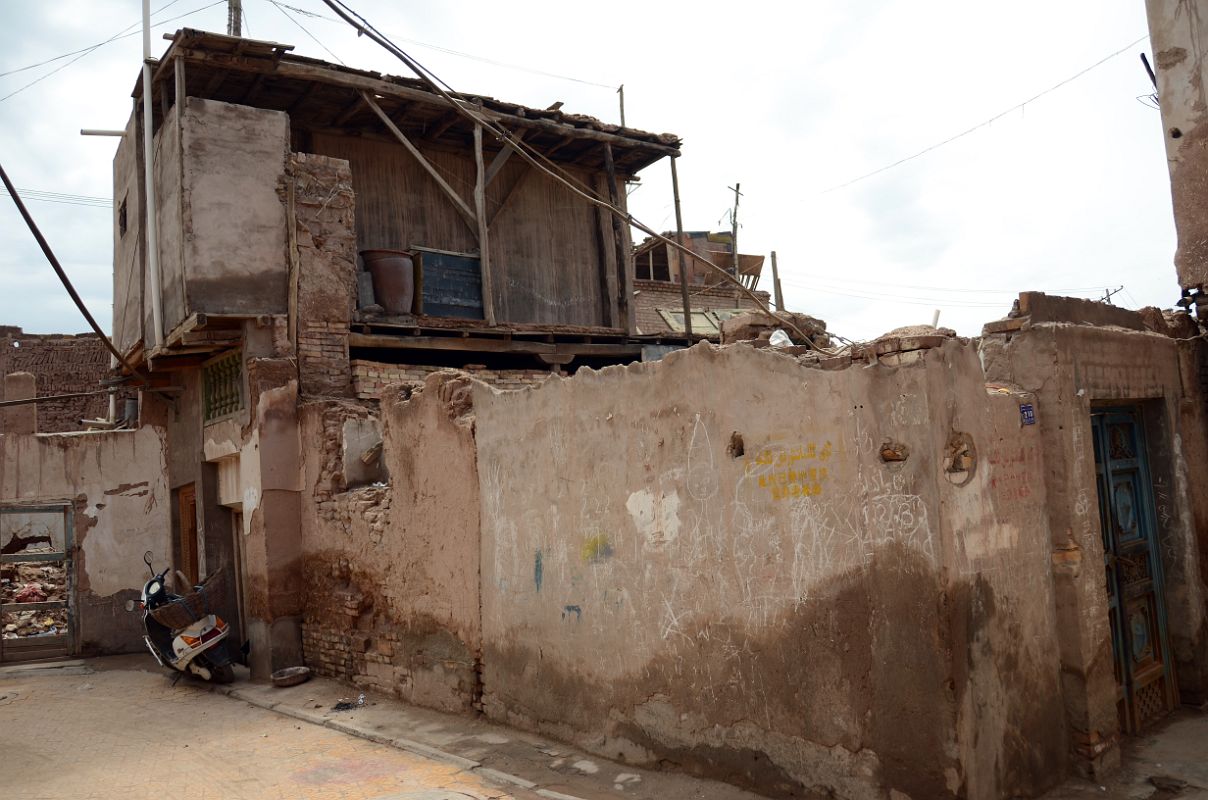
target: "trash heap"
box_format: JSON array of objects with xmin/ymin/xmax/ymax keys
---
[{"xmin": 0, "ymin": 563, "xmax": 67, "ymax": 638}]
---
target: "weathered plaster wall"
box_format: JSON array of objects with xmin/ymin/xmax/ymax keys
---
[
  {"xmin": 0, "ymin": 427, "xmax": 170, "ymax": 655},
  {"xmin": 982, "ymin": 318, "xmax": 1208, "ymax": 767},
  {"xmin": 154, "ymin": 104, "xmax": 186, "ymax": 334},
  {"xmin": 473, "ymin": 342, "xmax": 1065, "ymax": 799},
  {"xmin": 181, "ymin": 98, "xmax": 289, "ymax": 318},
  {"xmin": 112, "ymin": 110, "xmax": 144, "ymax": 354},
  {"xmin": 1145, "ymin": 0, "xmax": 1208, "ymax": 294},
  {"xmin": 299, "ymin": 375, "xmax": 482, "ymax": 712}
]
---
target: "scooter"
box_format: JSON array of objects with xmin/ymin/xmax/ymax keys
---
[{"xmin": 139, "ymin": 551, "xmax": 235, "ymax": 684}]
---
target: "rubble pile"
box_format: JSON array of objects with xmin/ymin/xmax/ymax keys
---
[{"xmin": 0, "ymin": 563, "xmax": 67, "ymax": 638}]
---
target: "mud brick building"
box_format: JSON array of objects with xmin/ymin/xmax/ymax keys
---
[
  {"xmin": 2, "ymin": 18, "xmax": 1208, "ymax": 800},
  {"xmin": 0, "ymin": 327, "xmax": 111, "ymax": 432}
]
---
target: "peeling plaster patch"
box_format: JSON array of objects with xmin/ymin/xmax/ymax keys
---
[
  {"xmin": 625, "ymin": 488, "xmax": 681, "ymax": 549},
  {"xmin": 962, "ymin": 523, "xmax": 1020, "ymax": 561},
  {"xmin": 102, "ymin": 481, "xmax": 149, "ymax": 497}
]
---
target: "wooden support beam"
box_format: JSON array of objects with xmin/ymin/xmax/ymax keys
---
[
  {"xmin": 487, "ymin": 164, "xmax": 533, "ymax": 227},
  {"xmin": 545, "ymin": 136, "xmax": 576, "ymax": 159},
  {"xmin": 201, "ymin": 70, "xmax": 226, "ymax": 97},
  {"xmin": 603, "ymin": 143, "xmax": 634, "ymax": 334},
  {"xmin": 360, "ymin": 91, "xmax": 479, "ymax": 235},
  {"xmin": 593, "ymin": 173, "xmax": 618, "ymax": 328},
  {"xmin": 425, "ymin": 110, "xmax": 461, "ymax": 141},
  {"xmin": 346, "ymin": 332, "xmax": 642, "ymax": 357},
  {"xmin": 332, "ymin": 94, "xmax": 363, "ymax": 126},
  {"xmin": 474, "ymin": 123, "xmax": 497, "ymax": 326},
  {"xmin": 484, "ymin": 129, "xmax": 525, "ymax": 187},
  {"xmin": 670, "ymin": 155, "xmax": 691, "ymax": 336},
  {"xmin": 286, "ymin": 81, "xmax": 318, "ymax": 114},
  {"xmin": 242, "ymin": 73, "xmax": 266, "ymax": 105}
]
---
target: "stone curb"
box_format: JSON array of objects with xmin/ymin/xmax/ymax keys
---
[{"xmin": 208, "ymin": 681, "xmax": 588, "ymax": 800}]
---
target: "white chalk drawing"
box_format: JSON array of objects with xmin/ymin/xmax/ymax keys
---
[
  {"xmin": 686, "ymin": 414, "xmax": 718, "ymax": 500},
  {"xmin": 478, "ymin": 396, "xmax": 1062, "ymax": 723}
]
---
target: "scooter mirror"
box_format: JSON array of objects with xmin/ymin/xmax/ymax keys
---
[
  {"xmin": 143, "ymin": 550, "xmax": 154, "ymax": 575},
  {"xmin": 124, "ymin": 599, "xmax": 135, "ymax": 612}
]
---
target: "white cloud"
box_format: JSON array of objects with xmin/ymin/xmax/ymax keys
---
[{"xmin": 0, "ymin": 0, "xmax": 1177, "ymax": 340}]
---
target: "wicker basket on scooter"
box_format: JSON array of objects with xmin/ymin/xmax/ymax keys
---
[{"xmin": 149, "ymin": 570, "xmax": 226, "ymax": 631}]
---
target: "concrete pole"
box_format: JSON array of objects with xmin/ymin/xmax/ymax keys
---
[
  {"xmin": 141, "ymin": 0, "xmax": 164, "ymax": 347},
  {"xmin": 1144, "ymin": 0, "xmax": 1208, "ymax": 305}
]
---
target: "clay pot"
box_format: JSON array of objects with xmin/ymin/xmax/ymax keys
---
[{"xmin": 361, "ymin": 249, "xmax": 415, "ymax": 314}]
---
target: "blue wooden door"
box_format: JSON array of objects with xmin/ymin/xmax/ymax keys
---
[{"xmin": 1091, "ymin": 407, "xmax": 1177, "ymax": 732}]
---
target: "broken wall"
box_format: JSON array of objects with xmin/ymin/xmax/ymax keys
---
[
  {"xmin": 0, "ymin": 427, "xmax": 170, "ymax": 655},
  {"xmin": 299, "ymin": 375, "xmax": 481, "ymax": 713},
  {"xmin": 473, "ymin": 342, "xmax": 1066, "ymax": 799},
  {"xmin": 0, "ymin": 330, "xmax": 112, "ymax": 432},
  {"xmin": 982, "ymin": 307, "xmax": 1208, "ymax": 766}
]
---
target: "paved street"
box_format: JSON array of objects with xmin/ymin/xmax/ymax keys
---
[{"xmin": 0, "ymin": 659, "xmax": 529, "ymax": 800}]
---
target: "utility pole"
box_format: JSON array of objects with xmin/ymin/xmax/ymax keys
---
[
  {"xmin": 770, "ymin": 250, "xmax": 784, "ymax": 310},
  {"xmin": 670, "ymin": 156, "xmax": 691, "ymax": 337},
  {"xmin": 727, "ymin": 183, "xmax": 742, "ymax": 278},
  {"xmin": 617, "ymin": 84, "xmax": 625, "ymax": 127},
  {"xmin": 1102, "ymin": 285, "xmax": 1123, "ymax": 305},
  {"xmin": 228, "ymin": 0, "xmax": 242, "ymax": 36}
]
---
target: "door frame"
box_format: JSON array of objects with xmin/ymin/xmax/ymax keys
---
[
  {"xmin": 1090, "ymin": 403, "xmax": 1178, "ymax": 732},
  {"xmin": 0, "ymin": 503, "xmax": 74, "ymax": 663}
]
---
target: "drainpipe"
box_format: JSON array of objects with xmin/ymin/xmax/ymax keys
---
[{"xmin": 142, "ymin": 0, "xmax": 164, "ymax": 348}]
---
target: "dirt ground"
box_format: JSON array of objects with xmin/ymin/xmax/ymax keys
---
[
  {"xmin": 0, "ymin": 658, "xmax": 535, "ymax": 800},
  {"xmin": 1, "ymin": 655, "xmax": 1204, "ymax": 800},
  {"xmin": 1041, "ymin": 710, "xmax": 1208, "ymax": 800}
]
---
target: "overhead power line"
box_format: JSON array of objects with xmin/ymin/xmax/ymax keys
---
[
  {"xmin": 0, "ymin": 164, "xmax": 148, "ymax": 387},
  {"xmin": 1, "ymin": 188, "xmax": 112, "ymax": 208},
  {"xmin": 268, "ymin": 0, "xmax": 345, "ymax": 65},
  {"xmin": 821, "ymin": 34, "xmax": 1150, "ymax": 194},
  {"xmin": 265, "ymin": 0, "xmax": 618, "ymax": 89},
  {"xmin": 0, "ymin": 0, "xmax": 226, "ymax": 102}
]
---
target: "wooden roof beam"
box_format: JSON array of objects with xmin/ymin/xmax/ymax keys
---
[{"xmin": 170, "ymin": 48, "xmax": 680, "ymax": 158}]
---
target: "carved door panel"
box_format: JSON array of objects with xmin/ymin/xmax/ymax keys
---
[{"xmin": 1091, "ymin": 408, "xmax": 1176, "ymax": 732}]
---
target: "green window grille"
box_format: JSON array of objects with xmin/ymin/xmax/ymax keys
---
[{"xmin": 203, "ymin": 351, "xmax": 244, "ymax": 421}]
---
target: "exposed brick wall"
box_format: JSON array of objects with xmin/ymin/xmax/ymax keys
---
[
  {"xmin": 350, "ymin": 360, "xmax": 553, "ymax": 400},
  {"xmin": 292, "ymin": 152, "xmax": 356, "ymax": 397},
  {"xmin": 298, "ymin": 322, "xmax": 351, "ymax": 397},
  {"xmin": 0, "ymin": 328, "xmax": 110, "ymax": 432},
  {"xmin": 633, "ymin": 279, "xmax": 771, "ymax": 335}
]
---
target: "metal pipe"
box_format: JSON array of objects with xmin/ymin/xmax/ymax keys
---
[
  {"xmin": 142, "ymin": 0, "xmax": 164, "ymax": 347},
  {"xmin": 0, "ymin": 164, "xmax": 149, "ymax": 386},
  {"xmin": 80, "ymin": 129, "xmax": 126, "ymax": 137},
  {"xmin": 0, "ymin": 390, "xmax": 113, "ymax": 409}
]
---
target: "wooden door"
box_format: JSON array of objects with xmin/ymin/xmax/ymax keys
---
[
  {"xmin": 1091, "ymin": 408, "xmax": 1177, "ymax": 732},
  {"xmin": 177, "ymin": 484, "xmax": 199, "ymax": 587}
]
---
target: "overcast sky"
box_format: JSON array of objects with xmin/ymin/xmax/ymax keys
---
[{"xmin": 0, "ymin": 0, "xmax": 1177, "ymax": 341}]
